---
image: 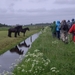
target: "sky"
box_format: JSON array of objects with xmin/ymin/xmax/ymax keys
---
[{"xmin": 0, "ymin": 0, "xmax": 75, "ymax": 25}]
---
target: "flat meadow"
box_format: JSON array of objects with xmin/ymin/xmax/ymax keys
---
[
  {"xmin": 0, "ymin": 26, "xmax": 41, "ymax": 55},
  {"xmin": 0, "ymin": 26, "xmax": 75, "ymax": 75}
]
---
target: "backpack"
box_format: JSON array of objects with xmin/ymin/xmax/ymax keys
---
[
  {"xmin": 70, "ymin": 21, "xmax": 75, "ymax": 28},
  {"xmin": 62, "ymin": 23, "xmax": 68, "ymax": 31}
]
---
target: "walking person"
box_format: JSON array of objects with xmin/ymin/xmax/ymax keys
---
[
  {"xmin": 69, "ymin": 21, "xmax": 75, "ymax": 44},
  {"xmin": 69, "ymin": 19, "xmax": 75, "ymax": 42},
  {"xmin": 50, "ymin": 21, "xmax": 56, "ymax": 38},
  {"xmin": 70, "ymin": 18, "xmax": 75, "ymax": 28},
  {"xmin": 67, "ymin": 20, "xmax": 71, "ymax": 29},
  {"xmin": 60, "ymin": 20, "xmax": 69, "ymax": 44},
  {"xmin": 56, "ymin": 21, "xmax": 60, "ymax": 40}
]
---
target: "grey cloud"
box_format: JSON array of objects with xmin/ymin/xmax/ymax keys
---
[
  {"xmin": 5, "ymin": 0, "xmax": 22, "ymax": 8},
  {"xmin": 0, "ymin": 7, "xmax": 75, "ymax": 25},
  {"xmin": 17, "ymin": 7, "xmax": 75, "ymax": 16},
  {"xmin": 25, "ymin": 8, "xmax": 47, "ymax": 12},
  {"xmin": 0, "ymin": 8, "xmax": 7, "ymax": 14},
  {"xmin": 5, "ymin": 0, "xmax": 22, "ymax": 13},
  {"xmin": 16, "ymin": 8, "xmax": 48, "ymax": 15},
  {"xmin": 5, "ymin": 0, "xmax": 21, "ymax": 5},
  {"xmin": 9, "ymin": 3, "xmax": 15, "ymax": 7},
  {"xmin": 54, "ymin": 0, "xmax": 75, "ymax": 4},
  {"xmin": 29, "ymin": 0, "xmax": 49, "ymax": 3}
]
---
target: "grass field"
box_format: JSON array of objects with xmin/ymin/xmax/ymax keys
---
[
  {"xmin": 0, "ymin": 26, "xmax": 75, "ymax": 75},
  {"xmin": 0, "ymin": 26, "xmax": 41, "ymax": 55},
  {"xmin": 12, "ymin": 26, "xmax": 75, "ymax": 75}
]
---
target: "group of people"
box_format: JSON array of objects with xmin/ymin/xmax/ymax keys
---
[{"xmin": 50, "ymin": 18, "xmax": 75, "ymax": 44}]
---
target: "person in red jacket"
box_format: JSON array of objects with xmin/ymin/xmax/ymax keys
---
[{"xmin": 69, "ymin": 22, "xmax": 75, "ymax": 43}]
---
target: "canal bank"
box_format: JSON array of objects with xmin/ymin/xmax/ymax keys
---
[{"xmin": 0, "ymin": 32, "xmax": 41, "ymax": 73}]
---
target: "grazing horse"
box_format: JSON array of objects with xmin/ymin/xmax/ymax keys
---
[
  {"xmin": 8, "ymin": 25, "xmax": 22, "ymax": 37},
  {"xmin": 20, "ymin": 27, "xmax": 30, "ymax": 36},
  {"xmin": 10, "ymin": 46, "xmax": 24, "ymax": 55}
]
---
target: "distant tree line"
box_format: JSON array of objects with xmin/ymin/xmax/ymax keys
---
[
  {"xmin": 0, "ymin": 22, "xmax": 51, "ymax": 27},
  {"xmin": 0, "ymin": 23, "xmax": 9, "ymax": 27},
  {"xmin": 34, "ymin": 23, "xmax": 51, "ymax": 26},
  {"xmin": 24, "ymin": 23, "xmax": 51, "ymax": 26}
]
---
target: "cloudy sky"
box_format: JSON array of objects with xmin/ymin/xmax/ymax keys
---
[{"xmin": 0, "ymin": 0, "xmax": 75, "ymax": 25}]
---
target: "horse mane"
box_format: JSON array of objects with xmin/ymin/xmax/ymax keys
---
[{"xmin": 15, "ymin": 25, "xmax": 22, "ymax": 29}]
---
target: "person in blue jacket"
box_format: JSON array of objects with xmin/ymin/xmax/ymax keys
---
[{"xmin": 56, "ymin": 21, "xmax": 60, "ymax": 40}]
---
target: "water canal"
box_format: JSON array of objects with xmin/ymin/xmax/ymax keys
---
[{"xmin": 0, "ymin": 32, "xmax": 41, "ymax": 73}]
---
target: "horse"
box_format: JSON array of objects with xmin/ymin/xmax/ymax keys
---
[
  {"xmin": 8, "ymin": 25, "xmax": 22, "ymax": 37},
  {"xmin": 20, "ymin": 27, "xmax": 30, "ymax": 36},
  {"xmin": 10, "ymin": 46, "xmax": 24, "ymax": 55}
]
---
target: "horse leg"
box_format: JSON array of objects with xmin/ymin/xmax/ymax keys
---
[
  {"xmin": 23, "ymin": 32, "xmax": 25, "ymax": 36},
  {"xmin": 17, "ymin": 31, "xmax": 20, "ymax": 36},
  {"xmin": 8, "ymin": 30, "xmax": 10, "ymax": 37},
  {"xmin": 15, "ymin": 32, "xmax": 17, "ymax": 37},
  {"xmin": 10, "ymin": 32, "xmax": 12, "ymax": 37},
  {"xmin": 8, "ymin": 31, "xmax": 11, "ymax": 37}
]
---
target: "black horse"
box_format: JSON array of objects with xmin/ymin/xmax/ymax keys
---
[
  {"xmin": 8, "ymin": 25, "xmax": 22, "ymax": 37},
  {"xmin": 20, "ymin": 27, "xmax": 30, "ymax": 36}
]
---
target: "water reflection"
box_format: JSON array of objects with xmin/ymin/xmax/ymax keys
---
[
  {"xmin": 10, "ymin": 46, "xmax": 24, "ymax": 55},
  {"xmin": 18, "ymin": 40, "xmax": 30, "ymax": 47},
  {"xmin": 0, "ymin": 32, "xmax": 41, "ymax": 73},
  {"xmin": 30, "ymin": 36, "xmax": 32, "ymax": 42},
  {"xmin": 10, "ymin": 41, "xmax": 30, "ymax": 55}
]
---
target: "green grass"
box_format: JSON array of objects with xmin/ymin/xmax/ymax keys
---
[
  {"xmin": 0, "ymin": 28, "xmax": 40, "ymax": 55},
  {"xmin": 11, "ymin": 26, "xmax": 75, "ymax": 75},
  {"xmin": 0, "ymin": 27, "xmax": 10, "ymax": 31},
  {"xmin": 1, "ymin": 26, "xmax": 75, "ymax": 75}
]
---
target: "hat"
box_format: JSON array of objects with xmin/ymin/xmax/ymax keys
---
[{"xmin": 72, "ymin": 18, "xmax": 74, "ymax": 21}]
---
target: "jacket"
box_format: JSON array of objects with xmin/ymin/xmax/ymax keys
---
[
  {"xmin": 56, "ymin": 21, "xmax": 60, "ymax": 31},
  {"xmin": 69, "ymin": 24, "xmax": 75, "ymax": 41}
]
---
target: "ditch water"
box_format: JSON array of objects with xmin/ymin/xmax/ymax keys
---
[{"xmin": 0, "ymin": 32, "xmax": 41, "ymax": 73}]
